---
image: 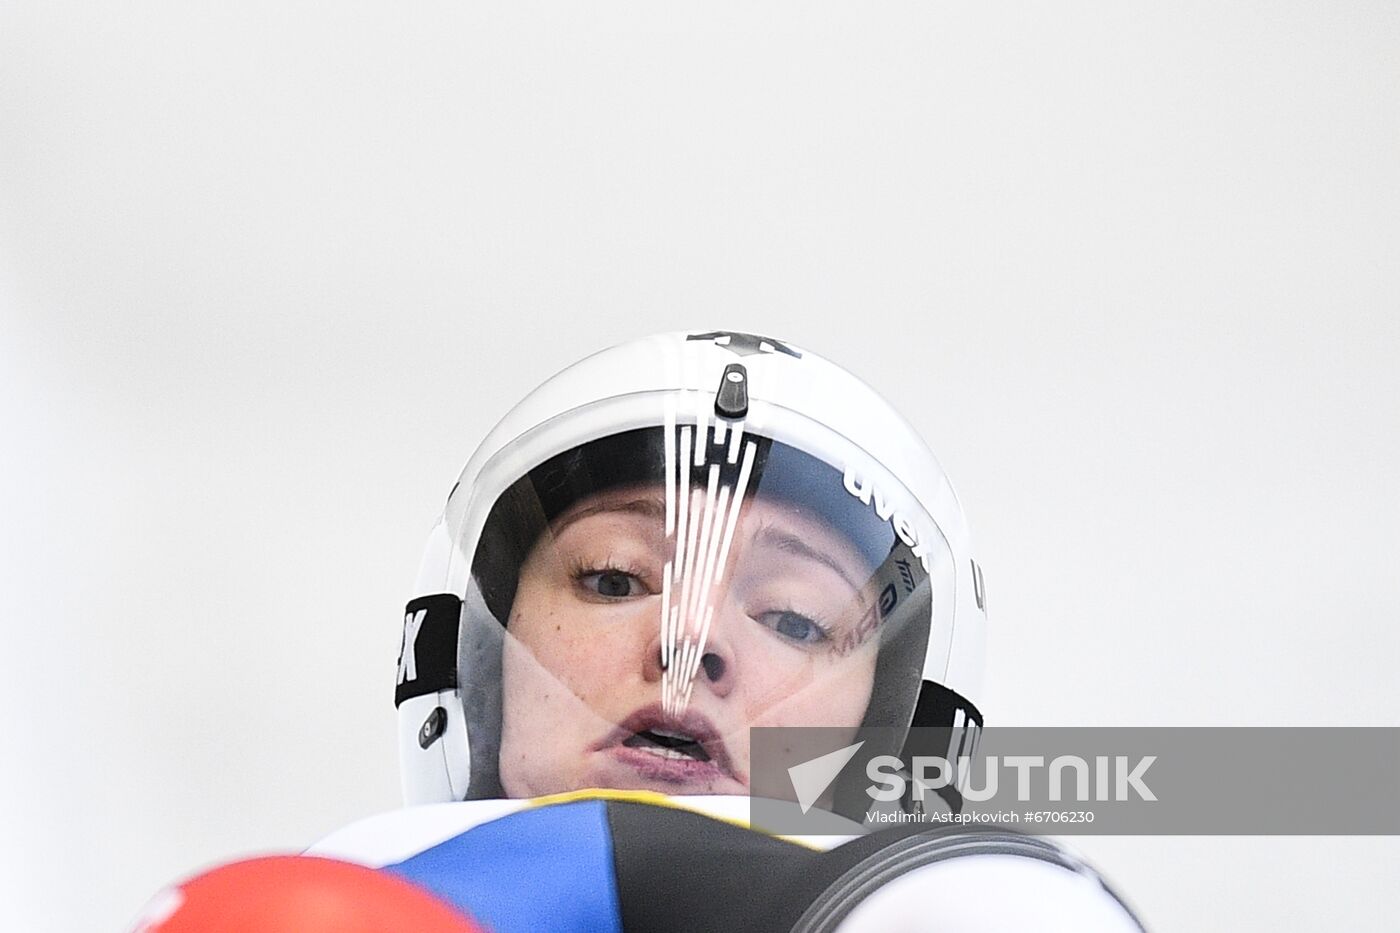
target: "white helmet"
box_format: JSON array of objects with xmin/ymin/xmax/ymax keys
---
[{"xmin": 395, "ymin": 331, "xmax": 987, "ymax": 812}]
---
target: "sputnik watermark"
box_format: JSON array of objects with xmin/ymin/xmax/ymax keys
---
[
  {"xmin": 751, "ymin": 727, "xmax": 1400, "ymax": 835},
  {"xmin": 866, "ymin": 754, "xmax": 1157, "ymax": 804},
  {"xmin": 787, "ymin": 745, "xmax": 1155, "ymax": 813}
]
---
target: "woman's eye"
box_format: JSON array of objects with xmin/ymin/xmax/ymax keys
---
[
  {"xmin": 757, "ymin": 610, "xmax": 828, "ymax": 644},
  {"xmin": 580, "ymin": 569, "xmax": 643, "ymax": 599}
]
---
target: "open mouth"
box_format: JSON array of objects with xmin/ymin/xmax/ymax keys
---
[
  {"xmin": 622, "ymin": 728, "xmax": 712, "ymax": 762},
  {"xmin": 597, "ymin": 704, "xmax": 738, "ymax": 785}
]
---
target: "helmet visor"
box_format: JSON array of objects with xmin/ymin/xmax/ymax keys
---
[{"xmin": 456, "ymin": 414, "xmax": 952, "ymax": 806}]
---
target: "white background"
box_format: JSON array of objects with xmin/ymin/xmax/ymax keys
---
[{"xmin": 2, "ymin": 3, "xmax": 1397, "ymax": 930}]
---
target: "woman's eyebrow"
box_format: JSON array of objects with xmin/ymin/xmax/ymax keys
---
[
  {"xmin": 554, "ymin": 496, "xmax": 666, "ymax": 533},
  {"xmin": 753, "ymin": 526, "xmax": 861, "ymax": 593}
]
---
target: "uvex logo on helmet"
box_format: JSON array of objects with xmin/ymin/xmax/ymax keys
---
[{"xmin": 842, "ymin": 465, "xmax": 935, "ymax": 572}]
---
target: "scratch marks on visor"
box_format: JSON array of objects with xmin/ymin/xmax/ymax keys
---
[{"xmin": 661, "ymin": 401, "xmax": 757, "ymax": 716}]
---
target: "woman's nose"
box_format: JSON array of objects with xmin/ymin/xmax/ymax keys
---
[
  {"xmin": 642, "ymin": 626, "xmax": 735, "ymax": 698},
  {"xmin": 699, "ymin": 651, "xmax": 726, "ymax": 682}
]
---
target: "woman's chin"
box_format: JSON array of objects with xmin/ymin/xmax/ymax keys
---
[{"xmin": 582, "ymin": 747, "xmax": 749, "ymax": 797}]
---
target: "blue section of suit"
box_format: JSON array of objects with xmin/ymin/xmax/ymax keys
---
[{"xmin": 383, "ymin": 800, "xmax": 623, "ymax": 933}]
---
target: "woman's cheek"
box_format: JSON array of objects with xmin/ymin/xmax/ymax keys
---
[
  {"xmin": 744, "ymin": 647, "xmax": 876, "ymax": 728},
  {"xmin": 734, "ymin": 650, "xmax": 818, "ymax": 721},
  {"xmin": 525, "ymin": 607, "xmax": 630, "ymax": 697}
]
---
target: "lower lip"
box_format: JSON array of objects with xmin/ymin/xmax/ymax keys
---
[{"xmin": 604, "ymin": 745, "xmax": 731, "ymax": 786}]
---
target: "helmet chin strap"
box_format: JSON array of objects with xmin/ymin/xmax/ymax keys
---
[
  {"xmin": 829, "ymin": 680, "xmax": 983, "ymax": 822},
  {"xmin": 395, "ymin": 594, "xmax": 462, "ymax": 710},
  {"xmin": 901, "ymin": 680, "xmax": 984, "ymax": 814},
  {"xmin": 395, "ymin": 593, "xmax": 474, "ymax": 804}
]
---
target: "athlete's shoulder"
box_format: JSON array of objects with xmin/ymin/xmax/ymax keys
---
[
  {"xmin": 307, "ymin": 799, "xmax": 532, "ymax": 866},
  {"xmin": 308, "ymin": 791, "xmax": 862, "ymax": 866},
  {"xmin": 305, "ymin": 791, "xmax": 817, "ymax": 933}
]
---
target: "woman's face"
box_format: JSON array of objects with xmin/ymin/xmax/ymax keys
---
[{"xmin": 498, "ymin": 484, "xmax": 881, "ymax": 798}]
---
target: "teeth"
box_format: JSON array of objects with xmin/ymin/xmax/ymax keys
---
[
  {"xmin": 639, "ymin": 745, "xmax": 691, "ymax": 760},
  {"xmin": 619, "ymin": 727, "xmax": 712, "ymax": 762}
]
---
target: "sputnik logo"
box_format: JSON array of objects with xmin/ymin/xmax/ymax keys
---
[{"xmin": 788, "ymin": 741, "xmax": 865, "ymax": 814}]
